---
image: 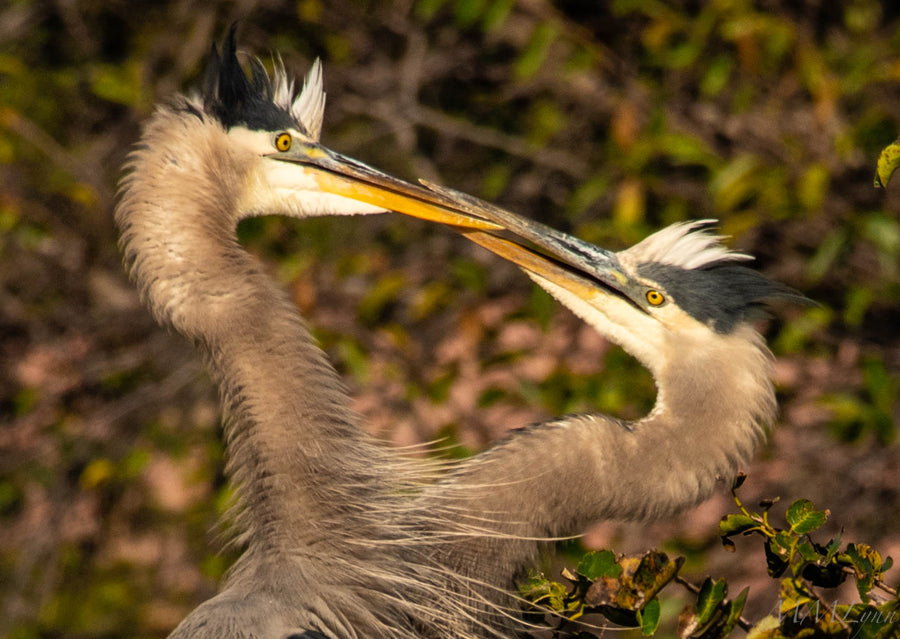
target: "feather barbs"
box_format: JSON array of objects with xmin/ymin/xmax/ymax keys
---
[
  {"xmin": 201, "ymin": 25, "xmax": 326, "ymax": 140},
  {"xmin": 620, "ymin": 219, "xmax": 752, "ymax": 271}
]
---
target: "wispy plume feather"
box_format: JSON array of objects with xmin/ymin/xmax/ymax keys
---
[
  {"xmin": 622, "ymin": 219, "xmax": 751, "ymax": 270},
  {"xmin": 291, "ymin": 59, "xmax": 326, "ymax": 140}
]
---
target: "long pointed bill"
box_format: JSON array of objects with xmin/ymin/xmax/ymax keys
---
[
  {"xmin": 462, "ymin": 231, "xmax": 605, "ymax": 300},
  {"xmin": 273, "ymin": 142, "xmax": 502, "ymax": 231},
  {"xmin": 419, "ymin": 181, "xmax": 632, "ymax": 297},
  {"xmin": 274, "ymin": 143, "xmax": 628, "ymax": 299}
]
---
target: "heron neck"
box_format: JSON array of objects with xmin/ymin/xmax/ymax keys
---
[
  {"xmin": 419, "ymin": 324, "xmax": 775, "ymax": 597},
  {"xmin": 115, "ymin": 112, "xmax": 392, "ymax": 554}
]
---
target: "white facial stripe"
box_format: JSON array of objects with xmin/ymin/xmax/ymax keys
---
[
  {"xmin": 227, "ymin": 127, "xmax": 274, "ymax": 155},
  {"xmin": 236, "ymin": 153, "xmax": 385, "ymax": 220}
]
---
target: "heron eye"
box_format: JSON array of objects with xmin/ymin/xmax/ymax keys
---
[
  {"xmin": 275, "ymin": 132, "xmax": 292, "ymax": 151},
  {"xmin": 646, "ymin": 290, "xmax": 665, "ymax": 306}
]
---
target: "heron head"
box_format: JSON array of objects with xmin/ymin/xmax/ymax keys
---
[
  {"xmin": 197, "ymin": 25, "xmax": 499, "ymax": 231},
  {"xmin": 418, "ymin": 183, "xmax": 806, "ymax": 376},
  {"xmin": 530, "ymin": 221, "xmax": 806, "ymax": 374}
]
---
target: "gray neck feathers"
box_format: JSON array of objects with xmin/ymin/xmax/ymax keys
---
[
  {"xmin": 419, "ymin": 324, "xmax": 775, "ymax": 608},
  {"xmin": 116, "ymin": 106, "xmax": 394, "ymax": 553},
  {"xmin": 116, "ymin": 105, "xmax": 516, "ymax": 638}
]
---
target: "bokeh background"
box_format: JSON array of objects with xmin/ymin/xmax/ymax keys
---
[{"xmin": 2, "ymin": 1, "xmax": 899, "ymax": 637}]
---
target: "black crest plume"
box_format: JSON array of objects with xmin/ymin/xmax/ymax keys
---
[{"xmin": 201, "ymin": 24, "xmax": 297, "ymax": 131}]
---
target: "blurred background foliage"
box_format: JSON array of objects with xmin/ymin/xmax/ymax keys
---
[{"xmin": 1, "ymin": 0, "xmax": 898, "ymax": 637}]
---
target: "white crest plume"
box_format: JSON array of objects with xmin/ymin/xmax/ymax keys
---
[
  {"xmin": 271, "ymin": 55, "xmax": 295, "ymax": 117},
  {"xmin": 621, "ymin": 219, "xmax": 752, "ymax": 270},
  {"xmin": 289, "ymin": 58, "xmax": 325, "ymax": 140}
]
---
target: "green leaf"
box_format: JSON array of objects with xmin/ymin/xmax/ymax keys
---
[
  {"xmin": 862, "ymin": 213, "xmax": 900, "ymax": 278},
  {"xmin": 336, "ymin": 337, "xmax": 370, "ymax": 383},
  {"xmin": 577, "ymin": 549, "xmax": 622, "ymax": 579},
  {"xmin": 804, "ymin": 228, "xmax": 847, "ymax": 282},
  {"xmin": 745, "ymin": 614, "xmax": 782, "ymax": 639},
  {"xmin": 631, "ymin": 551, "xmax": 684, "ymax": 596},
  {"xmin": 710, "ymin": 153, "xmax": 761, "ymax": 213},
  {"xmin": 786, "ymin": 499, "xmax": 828, "ymax": 534},
  {"xmin": 700, "ymin": 54, "xmax": 734, "ymax": 97},
  {"xmin": 798, "ymin": 540, "xmax": 821, "ymax": 564},
  {"xmin": 357, "ymin": 271, "xmax": 406, "ymax": 324},
  {"xmin": 88, "ymin": 62, "xmax": 142, "ymax": 105},
  {"xmin": 638, "ymin": 598, "xmax": 660, "ymax": 636},
  {"xmin": 771, "ymin": 531, "xmax": 794, "ymax": 559},
  {"xmin": 514, "ymin": 22, "xmax": 557, "ymax": 79},
  {"xmin": 453, "ymin": 0, "xmax": 486, "ymax": 27},
  {"xmin": 657, "ymin": 132, "xmax": 718, "ymax": 167},
  {"xmin": 844, "ymin": 286, "xmax": 873, "ymax": 327},
  {"xmin": 722, "ymin": 587, "xmax": 750, "ymax": 636},
  {"xmin": 779, "ymin": 579, "xmax": 812, "ymax": 613},
  {"xmin": 480, "ymin": 0, "xmax": 514, "ymax": 32},
  {"xmin": 797, "ymin": 162, "xmax": 830, "ymax": 212},
  {"xmin": 842, "ymin": 605, "xmax": 892, "ymax": 639},
  {"xmin": 843, "ymin": 543, "xmax": 884, "ymax": 601},
  {"xmin": 874, "ymin": 135, "xmax": 900, "ymax": 187},
  {"xmin": 720, "ymin": 513, "xmax": 758, "ymax": 536},
  {"xmin": 518, "ymin": 573, "xmax": 570, "ymax": 612},
  {"xmin": 695, "ymin": 577, "xmax": 728, "ymax": 626},
  {"xmin": 824, "ymin": 532, "xmax": 843, "ymax": 562},
  {"xmin": 415, "ymin": 0, "xmax": 448, "ymax": 19},
  {"xmin": 765, "ymin": 531, "xmax": 793, "ymax": 577}
]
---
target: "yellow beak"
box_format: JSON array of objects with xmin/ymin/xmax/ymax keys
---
[
  {"xmin": 275, "ymin": 143, "xmax": 628, "ymax": 302},
  {"xmin": 274, "ymin": 142, "xmax": 502, "ymax": 231},
  {"xmin": 420, "ymin": 180, "xmax": 631, "ymax": 301}
]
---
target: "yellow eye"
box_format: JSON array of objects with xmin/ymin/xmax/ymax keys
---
[
  {"xmin": 275, "ymin": 132, "xmax": 292, "ymax": 152},
  {"xmin": 646, "ymin": 290, "xmax": 665, "ymax": 306}
]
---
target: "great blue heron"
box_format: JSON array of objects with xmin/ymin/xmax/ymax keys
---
[{"xmin": 116, "ymin": 27, "xmax": 802, "ymax": 639}]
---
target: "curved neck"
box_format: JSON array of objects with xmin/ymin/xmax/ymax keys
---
[
  {"xmin": 419, "ymin": 324, "xmax": 775, "ymax": 594},
  {"xmin": 116, "ymin": 109, "xmax": 390, "ymax": 554}
]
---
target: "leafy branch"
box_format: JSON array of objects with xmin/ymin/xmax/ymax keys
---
[
  {"xmin": 519, "ymin": 475, "xmax": 899, "ymax": 638},
  {"xmin": 722, "ymin": 475, "xmax": 898, "ymax": 639}
]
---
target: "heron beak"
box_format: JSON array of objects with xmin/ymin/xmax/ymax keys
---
[
  {"xmin": 417, "ymin": 181, "xmax": 632, "ymax": 301},
  {"xmin": 274, "ymin": 145, "xmax": 629, "ymax": 298},
  {"xmin": 273, "ymin": 143, "xmax": 502, "ymax": 231}
]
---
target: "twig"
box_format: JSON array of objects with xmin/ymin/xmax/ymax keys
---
[
  {"xmin": 413, "ymin": 104, "xmax": 591, "ymax": 178},
  {"xmin": 0, "ymin": 107, "xmax": 113, "ymax": 207},
  {"xmin": 339, "ymin": 95, "xmax": 591, "ymax": 179}
]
